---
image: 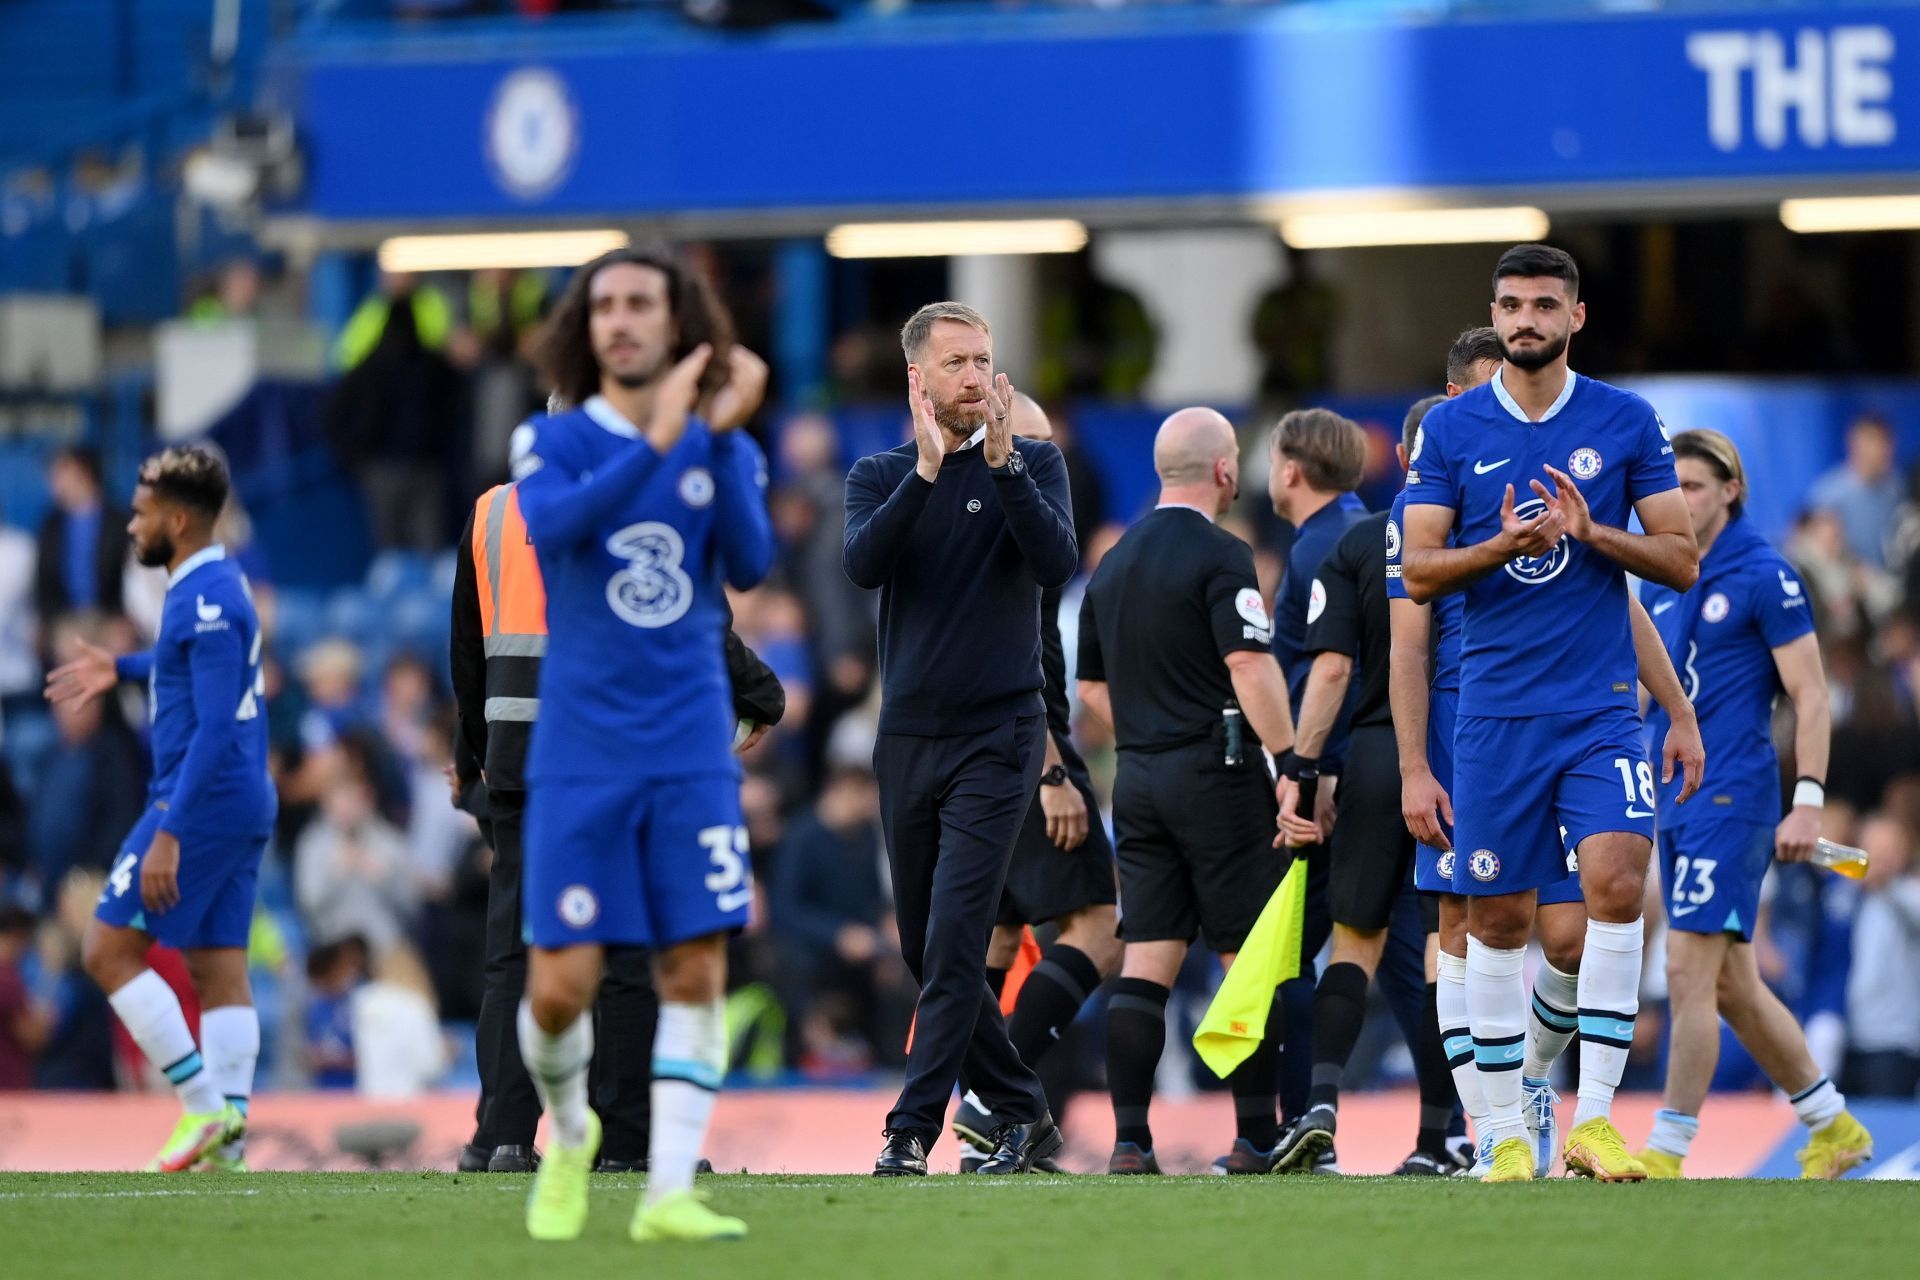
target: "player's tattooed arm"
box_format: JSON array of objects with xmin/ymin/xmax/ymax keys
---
[
  {"xmin": 1535, "ymin": 469, "xmax": 1699, "ymax": 591},
  {"xmin": 1398, "ymin": 491, "xmax": 1558, "ymax": 602}
]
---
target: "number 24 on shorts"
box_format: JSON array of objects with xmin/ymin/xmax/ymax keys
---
[{"xmin": 699, "ymin": 825, "xmax": 753, "ymax": 913}]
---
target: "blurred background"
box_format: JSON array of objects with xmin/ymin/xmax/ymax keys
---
[{"xmin": 2, "ymin": 0, "xmax": 1919, "ymax": 1160}]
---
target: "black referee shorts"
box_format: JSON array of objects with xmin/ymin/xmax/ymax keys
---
[
  {"xmin": 997, "ymin": 768, "xmax": 1118, "ymax": 927},
  {"xmin": 1328, "ymin": 723, "xmax": 1432, "ymax": 932},
  {"xmin": 1113, "ymin": 742, "xmax": 1285, "ymax": 954}
]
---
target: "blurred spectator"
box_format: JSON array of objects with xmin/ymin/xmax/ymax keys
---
[
  {"xmin": 303, "ymin": 934, "xmax": 368, "ymax": 1090},
  {"xmin": 186, "ymin": 258, "xmax": 263, "ymax": 325},
  {"xmin": 332, "ymin": 272, "xmax": 451, "ymax": 371},
  {"xmin": 0, "ymin": 759, "xmax": 23, "ymax": 888},
  {"xmin": 351, "ymin": 942, "xmax": 449, "ymax": 1097},
  {"xmin": 1786, "ymin": 510, "xmax": 1901, "ymax": 640},
  {"xmin": 769, "ymin": 765, "xmax": 901, "ymax": 1073},
  {"xmin": 453, "ymin": 268, "xmax": 548, "ymax": 487},
  {"xmin": 1809, "ymin": 415, "xmax": 1904, "ymax": 569},
  {"xmin": 295, "ymin": 763, "xmax": 416, "ymax": 952},
  {"xmin": 30, "ymin": 869, "xmax": 115, "ymax": 1089},
  {"xmin": 324, "ymin": 283, "xmax": 464, "ymax": 551},
  {"xmin": 1843, "ymin": 812, "xmax": 1920, "ymax": 1097},
  {"xmin": 26, "ymin": 619, "xmax": 148, "ymax": 895},
  {"xmin": 32, "ymin": 448, "xmax": 129, "ymax": 657},
  {"xmin": 771, "ymin": 412, "xmax": 872, "ymax": 725},
  {"xmin": 0, "ymin": 904, "xmax": 51, "ymax": 1089}
]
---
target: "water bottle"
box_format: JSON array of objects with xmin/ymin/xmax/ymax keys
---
[{"xmin": 1810, "ymin": 837, "xmax": 1869, "ymax": 880}]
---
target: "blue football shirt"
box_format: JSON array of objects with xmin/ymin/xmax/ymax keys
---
[
  {"xmin": 1385, "ymin": 489, "xmax": 1463, "ymax": 693},
  {"xmin": 1271, "ymin": 491, "xmax": 1368, "ymax": 766},
  {"xmin": 1403, "ymin": 370, "xmax": 1679, "ymax": 719},
  {"xmin": 511, "ymin": 396, "xmax": 774, "ymax": 782},
  {"xmin": 114, "ymin": 546, "xmax": 275, "ymax": 839},
  {"xmin": 1642, "ymin": 512, "xmax": 1815, "ymax": 826}
]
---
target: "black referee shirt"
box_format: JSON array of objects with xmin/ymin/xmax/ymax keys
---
[
  {"xmin": 1077, "ymin": 506, "xmax": 1273, "ymax": 752},
  {"xmin": 1301, "ymin": 510, "xmax": 1392, "ymax": 731}
]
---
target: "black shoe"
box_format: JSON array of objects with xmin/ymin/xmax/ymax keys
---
[
  {"xmin": 1271, "ymin": 1105, "xmax": 1337, "ymax": 1174},
  {"xmin": 952, "ymin": 1095, "xmax": 996, "ymax": 1155},
  {"xmin": 1446, "ymin": 1134, "xmax": 1475, "ymax": 1171},
  {"xmin": 595, "ymin": 1157, "xmax": 646, "ymax": 1173},
  {"xmin": 1209, "ymin": 1138, "xmax": 1278, "ymax": 1175},
  {"xmin": 1107, "ymin": 1142, "xmax": 1162, "ymax": 1175},
  {"xmin": 457, "ymin": 1143, "xmax": 492, "ymax": 1173},
  {"xmin": 976, "ymin": 1114, "xmax": 1064, "ymax": 1175},
  {"xmin": 1393, "ymin": 1151, "xmax": 1453, "ymax": 1176},
  {"xmin": 1310, "ymin": 1144, "xmax": 1342, "ymax": 1175},
  {"xmin": 486, "ymin": 1144, "xmax": 539, "ymax": 1173},
  {"xmin": 874, "ymin": 1130, "xmax": 929, "ymax": 1177}
]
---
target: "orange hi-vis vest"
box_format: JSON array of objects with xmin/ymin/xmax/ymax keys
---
[{"xmin": 471, "ymin": 482, "xmax": 547, "ymax": 791}]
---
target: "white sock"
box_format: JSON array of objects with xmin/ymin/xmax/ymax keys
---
[
  {"xmin": 200, "ymin": 1005, "xmax": 259, "ymax": 1152},
  {"xmin": 1646, "ymin": 1107, "xmax": 1699, "ymax": 1158},
  {"xmin": 108, "ymin": 970, "xmax": 223, "ymax": 1114},
  {"xmin": 517, "ymin": 1000, "xmax": 593, "ymax": 1149},
  {"xmin": 647, "ymin": 999, "xmax": 727, "ymax": 1205},
  {"xmin": 1574, "ymin": 917, "xmax": 1644, "ymax": 1128},
  {"xmin": 1524, "ymin": 962, "xmax": 1580, "ymax": 1081},
  {"xmin": 1466, "ymin": 937, "xmax": 1528, "ymax": 1147},
  {"xmin": 1435, "ymin": 951, "xmax": 1489, "ymax": 1137},
  {"xmin": 1789, "ymin": 1075, "xmax": 1846, "ymax": 1131}
]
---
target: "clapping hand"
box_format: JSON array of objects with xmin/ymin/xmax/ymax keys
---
[
  {"xmin": 909, "ymin": 367, "xmax": 945, "ymax": 482},
  {"xmin": 982, "ymin": 373, "xmax": 1015, "ymax": 469}
]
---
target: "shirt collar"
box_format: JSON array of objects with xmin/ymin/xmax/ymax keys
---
[
  {"xmin": 1155, "ymin": 502, "xmax": 1215, "ymax": 523},
  {"xmin": 953, "ymin": 425, "xmax": 989, "ymax": 452},
  {"xmin": 1490, "ymin": 366, "xmax": 1579, "ymax": 424},
  {"xmin": 167, "ymin": 544, "xmax": 226, "ymax": 590},
  {"xmin": 583, "ymin": 394, "xmax": 644, "ymax": 439}
]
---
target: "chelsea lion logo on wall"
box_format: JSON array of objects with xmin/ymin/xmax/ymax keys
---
[{"xmin": 485, "ymin": 68, "xmax": 579, "ymax": 201}]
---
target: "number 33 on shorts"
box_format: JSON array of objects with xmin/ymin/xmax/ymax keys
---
[{"xmin": 699, "ymin": 825, "xmax": 753, "ymax": 913}]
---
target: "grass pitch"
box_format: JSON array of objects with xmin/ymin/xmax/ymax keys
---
[{"xmin": 3, "ymin": 1171, "xmax": 1913, "ymax": 1280}]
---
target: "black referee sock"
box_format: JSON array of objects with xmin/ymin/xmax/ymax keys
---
[
  {"xmin": 1227, "ymin": 1016, "xmax": 1281, "ymax": 1152},
  {"xmin": 1414, "ymin": 981, "xmax": 1457, "ymax": 1159},
  {"xmin": 1008, "ymin": 945, "xmax": 1103, "ymax": 1069},
  {"xmin": 1107, "ymin": 977, "xmax": 1170, "ymax": 1151},
  {"xmin": 1307, "ymin": 962, "xmax": 1371, "ymax": 1111}
]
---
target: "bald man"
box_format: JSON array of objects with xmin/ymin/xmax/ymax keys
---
[{"xmin": 1076, "ymin": 408, "xmax": 1304, "ymax": 1175}]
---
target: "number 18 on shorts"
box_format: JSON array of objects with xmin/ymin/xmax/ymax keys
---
[{"xmin": 1450, "ymin": 706, "xmax": 1657, "ymax": 895}]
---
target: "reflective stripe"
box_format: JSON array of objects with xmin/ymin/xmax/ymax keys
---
[
  {"xmin": 485, "ymin": 696, "xmax": 541, "ymax": 722},
  {"xmin": 482, "ymin": 481, "xmax": 512, "ymax": 627},
  {"xmin": 483, "ymin": 633, "xmax": 548, "ymax": 657}
]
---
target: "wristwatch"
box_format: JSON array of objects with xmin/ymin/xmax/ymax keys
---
[
  {"xmin": 990, "ymin": 450, "xmax": 1025, "ymax": 477},
  {"xmin": 1039, "ymin": 764, "xmax": 1068, "ymax": 787}
]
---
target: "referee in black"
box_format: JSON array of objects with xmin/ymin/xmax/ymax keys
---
[
  {"xmin": 1264, "ymin": 393, "xmax": 1462, "ymax": 1176},
  {"xmin": 1077, "ymin": 407, "xmax": 1301, "ymax": 1175},
  {"xmin": 451, "ymin": 480, "xmax": 786, "ymax": 1174},
  {"xmin": 846, "ymin": 302, "xmax": 1079, "ymax": 1177}
]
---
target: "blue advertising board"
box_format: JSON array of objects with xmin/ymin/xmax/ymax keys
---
[{"xmin": 276, "ymin": 6, "xmax": 1920, "ymax": 222}]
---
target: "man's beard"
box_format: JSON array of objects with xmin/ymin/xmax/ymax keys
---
[
  {"xmin": 932, "ymin": 395, "xmax": 986, "ymax": 438},
  {"xmin": 135, "ymin": 534, "xmax": 173, "ymax": 567},
  {"xmin": 1498, "ymin": 329, "xmax": 1569, "ymax": 372},
  {"xmin": 600, "ymin": 344, "xmax": 666, "ymax": 389}
]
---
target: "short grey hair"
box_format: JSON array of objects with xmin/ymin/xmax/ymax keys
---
[{"xmin": 900, "ymin": 301, "xmax": 991, "ymax": 361}]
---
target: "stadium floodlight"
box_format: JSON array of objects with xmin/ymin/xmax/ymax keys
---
[
  {"xmin": 825, "ymin": 220, "xmax": 1089, "ymax": 258},
  {"xmin": 1780, "ymin": 195, "xmax": 1920, "ymax": 234},
  {"xmin": 1275, "ymin": 206, "xmax": 1550, "ymax": 249},
  {"xmin": 376, "ymin": 229, "xmax": 630, "ymax": 273}
]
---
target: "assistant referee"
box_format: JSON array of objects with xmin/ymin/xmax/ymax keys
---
[
  {"xmin": 1076, "ymin": 407, "xmax": 1299, "ymax": 1175},
  {"xmin": 845, "ymin": 302, "xmax": 1078, "ymax": 1177}
]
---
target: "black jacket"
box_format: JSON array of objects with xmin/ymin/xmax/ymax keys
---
[{"xmin": 34, "ymin": 505, "xmax": 130, "ymax": 631}]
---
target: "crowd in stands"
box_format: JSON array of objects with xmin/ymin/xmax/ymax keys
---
[{"xmin": 3, "ymin": 279, "xmax": 1920, "ymax": 1110}]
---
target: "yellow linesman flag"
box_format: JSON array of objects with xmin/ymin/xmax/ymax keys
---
[{"xmin": 1192, "ymin": 855, "xmax": 1308, "ymax": 1078}]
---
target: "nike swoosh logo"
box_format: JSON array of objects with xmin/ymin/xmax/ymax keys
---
[
  {"xmin": 1670, "ymin": 904, "xmax": 1699, "ymax": 918},
  {"xmin": 1626, "ymin": 807, "xmax": 1653, "ymax": 819},
  {"xmin": 1473, "ymin": 458, "xmax": 1512, "ymax": 475},
  {"xmin": 1652, "ymin": 600, "xmax": 1675, "ymax": 616}
]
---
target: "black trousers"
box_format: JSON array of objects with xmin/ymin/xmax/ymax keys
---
[
  {"xmin": 472, "ymin": 794, "xmax": 657, "ymax": 1161},
  {"xmin": 876, "ymin": 714, "xmax": 1049, "ymax": 1139}
]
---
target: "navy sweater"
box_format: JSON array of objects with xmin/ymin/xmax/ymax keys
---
[{"xmin": 844, "ymin": 438, "xmax": 1078, "ymax": 736}]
